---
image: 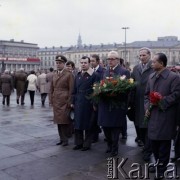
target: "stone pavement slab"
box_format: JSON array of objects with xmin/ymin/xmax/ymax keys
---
[{"xmin": 0, "ymin": 93, "xmax": 179, "ymax": 180}]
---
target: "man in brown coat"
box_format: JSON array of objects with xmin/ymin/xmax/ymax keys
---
[
  {"xmin": 0, "ymin": 70, "xmax": 13, "ymax": 106},
  {"xmin": 14, "ymin": 68, "xmax": 27, "ymax": 105},
  {"xmin": 50, "ymin": 55, "xmax": 74, "ymax": 146},
  {"xmin": 37, "ymin": 70, "xmax": 49, "ymax": 106}
]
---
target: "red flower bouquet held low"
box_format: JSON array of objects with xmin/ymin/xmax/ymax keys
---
[
  {"xmin": 144, "ymin": 91, "xmax": 163, "ymax": 125},
  {"xmin": 90, "ymin": 76, "xmax": 136, "ymax": 111}
]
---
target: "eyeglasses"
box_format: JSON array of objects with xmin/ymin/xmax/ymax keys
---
[
  {"xmin": 107, "ymin": 58, "xmax": 118, "ymax": 61},
  {"xmin": 56, "ymin": 62, "xmax": 63, "ymax": 64}
]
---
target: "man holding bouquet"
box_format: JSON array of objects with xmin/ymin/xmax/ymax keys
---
[
  {"xmin": 98, "ymin": 51, "xmax": 130, "ymax": 156},
  {"xmin": 145, "ymin": 53, "xmax": 180, "ymax": 180}
]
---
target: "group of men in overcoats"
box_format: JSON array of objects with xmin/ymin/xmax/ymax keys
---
[
  {"xmin": 131, "ymin": 48, "xmax": 180, "ymax": 180},
  {"xmin": 51, "ymin": 51, "xmax": 131, "ymax": 157},
  {"xmin": 50, "ymin": 49, "xmax": 180, "ymax": 180}
]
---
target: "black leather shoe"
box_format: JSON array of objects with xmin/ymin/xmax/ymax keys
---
[
  {"xmin": 149, "ymin": 166, "xmax": 156, "ymax": 173},
  {"xmin": 105, "ymin": 147, "xmax": 112, "ymax": 153},
  {"xmin": 111, "ymin": 151, "xmax": 118, "ymax": 157},
  {"xmin": 121, "ymin": 135, "xmax": 127, "ymax": 140},
  {"xmin": 81, "ymin": 147, "xmax": 90, "ymax": 151},
  {"xmin": 73, "ymin": 145, "xmax": 83, "ymax": 150},
  {"xmin": 135, "ymin": 137, "xmax": 139, "ymax": 142},
  {"xmin": 62, "ymin": 142, "xmax": 68, "ymax": 146},
  {"xmin": 143, "ymin": 156, "xmax": 150, "ymax": 162},
  {"xmin": 92, "ymin": 138, "xmax": 99, "ymax": 143},
  {"xmin": 56, "ymin": 141, "xmax": 63, "ymax": 145},
  {"xmin": 137, "ymin": 140, "xmax": 144, "ymax": 147},
  {"xmin": 171, "ymin": 157, "xmax": 180, "ymax": 162},
  {"xmin": 16, "ymin": 99, "xmax": 19, "ymax": 104},
  {"xmin": 154, "ymin": 175, "xmax": 164, "ymax": 180}
]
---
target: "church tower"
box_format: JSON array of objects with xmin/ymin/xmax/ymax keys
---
[{"xmin": 77, "ymin": 33, "xmax": 82, "ymax": 47}]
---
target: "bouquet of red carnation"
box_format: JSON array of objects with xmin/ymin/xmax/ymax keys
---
[{"xmin": 144, "ymin": 91, "xmax": 163, "ymax": 124}]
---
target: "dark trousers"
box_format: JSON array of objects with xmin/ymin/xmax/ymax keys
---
[
  {"xmin": 151, "ymin": 140, "xmax": 171, "ymax": 176},
  {"xmin": 74, "ymin": 129, "xmax": 92, "ymax": 148},
  {"xmin": 29, "ymin": 90, "xmax": 35, "ymax": 105},
  {"xmin": 41, "ymin": 93, "xmax": 47, "ymax": 105},
  {"xmin": 17, "ymin": 93, "xmax": 25, "ymax": 104},
  {"xmin": 121, "ymin": 117, "xmax": 127, "ymax": 136},
  {"xmin": 140, "ymin": 128, "xmax": 152, "ymax": 159},
  {"xmin": 139, "ymin": 128, "xmax": 147, "ymax": 144},
  {"xmin": 57, "ymin": 124, "xmax": 69, "ymax": 143},
  {"xmin": 103, "ymin": 127, "xmax": 121, "ymax": 153},
  {"xmin": 91, "ymin": 111, "xmax": 101, "ymax": 141},
  {"xmin": 2, "ymin": 95, "xmax": 10, "ymax": 105},
  {"xmin": 175, "ymin": 129, "xmax": 180, "ymax": 158},
  {"xmin": 134, "ymin": 125, "xmax": 141, "ymax": 139}
]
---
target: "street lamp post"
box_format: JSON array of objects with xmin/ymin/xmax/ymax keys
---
[{"xmin": 122, "ymin": 27, "xmax": 129, "ymax": 62}]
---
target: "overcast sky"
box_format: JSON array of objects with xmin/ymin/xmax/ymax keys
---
[{"xmin": 0, "ymin": 0, "xmax": 180, "ymax": 48}]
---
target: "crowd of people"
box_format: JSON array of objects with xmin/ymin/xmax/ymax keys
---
[{"xmin": 0, "ymin": 48, "xmax": 180, "ymax": 180}]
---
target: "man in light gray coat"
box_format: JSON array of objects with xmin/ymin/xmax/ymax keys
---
[
  {"xmin": 145, "ymin": 53, "xmax": 180, "ymax": 180},
  {"xmin": 37, "ymin": 70, "xmax": 49, "ymax": 106},
  {"xmin": 131, "ymin": 47, "xmax": 154, "ymax": 161}
]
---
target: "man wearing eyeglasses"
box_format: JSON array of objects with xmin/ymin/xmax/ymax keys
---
[{"xmin": 98, "ymin": 51, "xmax": 130, "ymax": 156}]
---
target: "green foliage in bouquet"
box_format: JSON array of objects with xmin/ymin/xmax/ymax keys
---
[{"xmin": 91, "ymin": 75, "xmax": 136, "ymax": 110}]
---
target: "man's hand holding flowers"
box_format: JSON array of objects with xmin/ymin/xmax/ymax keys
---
[{"xmin": 144, "ymin": 91, "xmax": 163, "ymax": 124}]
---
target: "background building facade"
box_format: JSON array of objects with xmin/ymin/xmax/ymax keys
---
[
  {"xmin": 37, "ymin": 36, "xmax": 180, "ymax": 70},
  {"xmin": 37, "ymin": 46, "xmax": 69, "ymax": 70},
  {"xmin": 0, "ymin": 39, "xmax": 40, "ymax": 72}
]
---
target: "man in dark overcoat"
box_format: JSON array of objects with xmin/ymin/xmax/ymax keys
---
[
  {"xmin": 98, "ymin": 51, "xmax": 130, "ymax": 156},
  {"xmin": 131, "ymin": 47, "xmax": 154, "ymax": 161},
  {"xmin": 145, "ymin": 53, "xmax": 180, "ymax": 179},
  {"xmin": 0, "ymin": 69, "xmax": 13, "ymax": 106},
  {"xmin": 71, "ymin": 56, "xmax": 100, "ymax": 151},
  {"xmin": 14, "ymin": 68, "xmax": 27, "ymax": 105},
  {"xmin": 171, "ymin": 100, "xmax": 180, "ymax": 162},
  {"xmin": 50, "ymin": 55, "xmax": 74, "ymax": 146},
  {"xmin": 90, "ymin": 54, "xmax": 105, "ymax": 143}
]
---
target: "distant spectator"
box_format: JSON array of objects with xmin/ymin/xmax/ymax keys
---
[
  {"xmin": 0, "ymin": 69, "xmax": 13, "ymax": 106},
  {"xmin": 46, "ymin": 67, "xmax": 54, "ymax": 105},
  {"xmin": 37, "ymin": 70, "xmax": 49, "ymax": 106},
  {"xmin": 14, "ymin": 68, "xmax": 27, "ymax": 105},
  {"xmin": 27, "ymin": 70, "xmax": 37, "ymax": 106}
]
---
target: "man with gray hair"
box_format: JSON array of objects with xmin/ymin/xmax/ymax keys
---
[{"xmin": 131, "ymin": 47, "xmax": 154, "ymax": 162}]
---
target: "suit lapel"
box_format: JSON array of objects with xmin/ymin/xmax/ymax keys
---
[
  {"xmin": 54, "ymin": 69, "xmax": 66, "ymax": 87},
  {"xmin": 137, "ymin": 64, "xmax": 142, "ymax": 75}
]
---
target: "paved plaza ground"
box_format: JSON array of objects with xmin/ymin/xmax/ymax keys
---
[{"xmin": 0, "ymin": 92, "xmax": 179, "ymax": 180}]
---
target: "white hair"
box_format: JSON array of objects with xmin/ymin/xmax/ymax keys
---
[
  {"xmin": 139, "ymin": 47, "xmax": 151, "ymax": 55},
  {"xmin": 108, "ymin": 51, "xmax": 120, "ymax": 59},
  {"xmin": 19, "ymin": 68, "xmax": 24, "ymax": 71},
  {"xmin": 4, "ymin": 69, "xmax": 9, "ymax": 73}
]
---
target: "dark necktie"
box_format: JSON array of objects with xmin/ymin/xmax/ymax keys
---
[
  {"xmin": 81, "ymin": 71, "xmax": 85, "ymax": 77},
  {"xmin": 109, "ymin": 67, "xmax": 114, "ymax": 77}
]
